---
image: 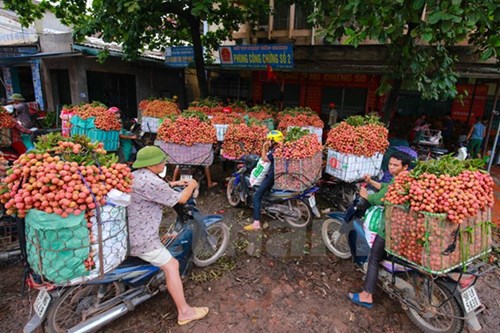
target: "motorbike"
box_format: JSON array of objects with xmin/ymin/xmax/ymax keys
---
[
  {"xmin": 178, "ymin": 164, "xmax": 206, "ymax": 184},
  {"xmin": 316, "ymin": 173, "xmax": 359, "ymax": 212},
  {"xmin": 321, "ymin": 196, "xmax": 492, "ymax": 333},
  {"xmin": 24, "ymin": 188, "xmax": 230, "ymax": 333},
  {"xmin": 226, "ymin": 154, "xmax": 320, "ymax": 228}
]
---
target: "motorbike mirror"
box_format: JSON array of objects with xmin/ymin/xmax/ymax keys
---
[{"xmin": 355, "ymin": 197, "xmax": 371, "ymax": 216}]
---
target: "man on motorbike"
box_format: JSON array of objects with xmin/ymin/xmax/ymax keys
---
[
  {"xmin": 348, "ymin": 151, "xmax": 411, "ymax": 308},
  {"xmin": 244, "ymin": 130, "xmax": 283, "ymax": 231},
  {"xmin": 128, "ymin": 146, "xmax": 209, "ymax": 325}
]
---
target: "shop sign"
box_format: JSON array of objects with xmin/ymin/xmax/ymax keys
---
[
  {"xmin": 0, "ymin": 46, "xmax": 38, "ymax": 57},
  {"xmin": 219, "ymin": 44, "xmax": 293, "ymax": 69},
  {"xmin": 165, "ymin": 46, "xmax": 195, "ymax": 67}
]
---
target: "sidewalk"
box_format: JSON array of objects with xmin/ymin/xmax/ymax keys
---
[{"xmin": 489, "ymin": 165, "xmax": 500, "ymax": 226}]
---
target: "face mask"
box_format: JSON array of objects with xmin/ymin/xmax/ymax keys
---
[{"xmin": 159, "ymin": 166, "xmax": 167, "ymax": 178}]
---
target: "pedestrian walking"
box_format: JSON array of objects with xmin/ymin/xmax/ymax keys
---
[{"xmin": 467, "ymin": 117, "xmax": 486, "ymax": 158}]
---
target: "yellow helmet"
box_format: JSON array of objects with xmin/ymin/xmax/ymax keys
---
[{"xmin": 267, "ymin": 130, "xmax": 284, "ymax": 143}]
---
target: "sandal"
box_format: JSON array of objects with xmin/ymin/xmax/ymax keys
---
[
  {"xmin": 347, "ymin": 293, "xmax": 373, "ymax": 309},
  {"xmin": 243, "ymin": 224, "xmax": 261, "ymax": 231},
  {"xmin": 177, "ymin": 307, "xmax": 209, "ymax": 326}
]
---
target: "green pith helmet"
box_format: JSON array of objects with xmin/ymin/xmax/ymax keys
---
[
  {"xmin": 132, "ymin": 146, "xmax": 167, "ymax": 169},
  {"xmin": 9, "ymin": 93, "xmax": 25, "ymax": 101}
]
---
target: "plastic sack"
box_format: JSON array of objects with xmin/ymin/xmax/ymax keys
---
[
  {"xmin": 363, "ymin": 206, "xmax": 384, "ymax": 247},
  {"xmin": 249, "ymin": 158, "xmax": 271, "ymax": 187},
  {"xmin": 25, "ymin": 209, "xmax": 90, "ymax": 284},
  {"xmin": 106, "ymin": 189, "xmax": 131, "ymax": 207}
]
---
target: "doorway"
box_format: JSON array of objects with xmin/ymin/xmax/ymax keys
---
[{"xmin": 87, "ymin": 71, "xmax": 137, "ymax": 118}]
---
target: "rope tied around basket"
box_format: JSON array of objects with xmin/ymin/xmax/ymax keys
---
[{"xmin": 77, "ymin": 169, "xmax": 105, "ymax": 276}]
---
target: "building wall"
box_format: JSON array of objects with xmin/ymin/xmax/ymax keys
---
[{"xmin": 41, "ymin": 55, "xmax": 184, "ymax": 117}]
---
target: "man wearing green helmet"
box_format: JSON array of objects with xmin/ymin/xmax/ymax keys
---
[
  {"xmin": 244, "ymin": 130, "xmax": 283, "ymax": 231},
  {"xmin": 127, "ymin": 145, "xmax": 209, "ymax": 325}
]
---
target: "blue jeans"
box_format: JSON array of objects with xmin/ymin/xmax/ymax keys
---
[{"xmin": 252, "ymin": 175, "xmax": 274, "ymax": 221}]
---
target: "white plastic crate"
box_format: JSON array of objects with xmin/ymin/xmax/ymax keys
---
[
  {"xmin": 142, "ymin": 116, "xmax": 162, "ymax": 133},
  {"xmin": 287, "ymin": 126, "xmax": 323, "ymax": 143},
  {"xmin": 325, "ymin": 149, "xmax": 383, "ymax": 182},
  {"xmin": 214, "ymin": 124, "xmax": 229, "ymax": 141}
]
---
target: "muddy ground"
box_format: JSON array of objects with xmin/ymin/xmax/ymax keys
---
[{"xmin": 0, "ymin": 163, "xmax": 499, "ymax": 333}]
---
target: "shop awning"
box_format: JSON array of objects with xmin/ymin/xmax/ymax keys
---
[
  {"xmin": 73, "ymin": 44, "xmax": 166, "ymax": 65},
  {"xmin": 0, "ymin": 51, "xmax": 81, "ymax": 66}
]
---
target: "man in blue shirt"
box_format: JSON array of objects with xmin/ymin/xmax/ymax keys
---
[{"xmin": 467, "ymin": 117, "xmax": 486, "ymax": 158}]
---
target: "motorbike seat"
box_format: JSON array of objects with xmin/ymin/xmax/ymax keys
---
[
  {"xmin": 265, "ymin": 190, "xmax": 297, "ymax": 202},
  {"xmin": 119, "ymin": 256, "xmax": 151, "ymax": 267}
]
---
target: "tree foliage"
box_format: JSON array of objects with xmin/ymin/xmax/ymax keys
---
[
  {"xmin": 302, "ymin": 0, "xmax": 499, "ymax": 101},
  {"xmin": 5, "ymin": 0, "xmax": 270, "ymax": 98}
]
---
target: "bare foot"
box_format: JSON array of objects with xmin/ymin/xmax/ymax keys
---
[{"xmin": 208, "ymin": 181, "xmax": 218, "ymax": 188}]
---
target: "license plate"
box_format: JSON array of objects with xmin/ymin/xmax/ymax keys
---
[
  {"xmin": 180, "ymin": 174, "xmax": 193, "ymax": 180},
  {"xmin": 308, "ymin": 195, "xmax": 316, "ymax": 207},
  {"xmin": 34, "ymin": 289, "xmax": 51, "ymax": 318},
  {"xmin": 461, "ymin": 286, "xmax": 481, "ymax": 314}
]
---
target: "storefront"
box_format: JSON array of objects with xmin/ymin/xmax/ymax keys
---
[{"xmin": 251, "ymin": 71, "xmax": 381, "ymax": 123}]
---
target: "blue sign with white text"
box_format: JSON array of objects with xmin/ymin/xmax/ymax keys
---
[
  {"xmin": 218, "ymin": 44, "xmax": 293, "ymax": 69},
  {"xmin": 165, "ymin": 46, "xmax": 195, "ymax": 67}
]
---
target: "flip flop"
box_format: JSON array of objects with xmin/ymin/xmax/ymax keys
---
[
  {"xmin": 243, "ymin": 224, "xmax": 261, "ymax": 231},
  {"xmin": 347, "ymin": 293, "xmax": 373, "ymax": 309},
  {"xmin": 177, "ymin": 307, "xmax": 209, "ymax": 326},
  {"xmin": 208, "ymin": 182, "xmax": 218, "ymax": 188}
]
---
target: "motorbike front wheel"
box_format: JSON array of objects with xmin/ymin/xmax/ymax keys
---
[
  {"xmin": 283, "ymin": 199, "xmax": 312, "ymax": 228},
  {"xmin": 321, "ymin": 218, "xmax": 351, "ymax": 259},
  {"xmin": 405, "ymin": 279, "xmax": 464, "ymax": 333},
  {"xmin": 226, "ymin": 177, "xmax": 243, "ymax": 207},
  {"xmin": 193, "ymin": 222, "xmax": 230, "ymax": 267},
  {"xmin": 44, "ymin": 282, "xmax": 123, "ymax": 333}
]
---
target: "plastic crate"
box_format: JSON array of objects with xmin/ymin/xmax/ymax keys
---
[
  {"xmin": 274, "ymin": 152, "xmax": 322, "ymax": 192},
  {"xmin": 88, "ymin": 129, "xmax": 120, "ymax": 151},
  {"xmin": 325, "ymin": 149, "xmax": 383, "ymax": 182},
  {"xmin": 70, "ymin": 115, "xmax": 95, "ymax": 137},
  {"xmin": 155, "ymin": 140, "xmax": 214, "ymax": 165},
  {"xmin": 385, "ymin": 205, "xmax": 492, "ymax": 274},
  {"xmin": 142, "ymin": 116, "xmax": 163, "ymax": 133}
]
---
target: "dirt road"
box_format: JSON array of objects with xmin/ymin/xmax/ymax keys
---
[{"xmin": 0, "ymin": 172, "xmax": 498, "ymax": 333}]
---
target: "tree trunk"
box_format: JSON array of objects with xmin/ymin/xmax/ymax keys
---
[
  {"xmin": 381, "ymin": 78, "xmax": 402, "ymax": 124},
  {"xmin": 189, "ymin": 16, "xmax": 209, "ymax": 99}
]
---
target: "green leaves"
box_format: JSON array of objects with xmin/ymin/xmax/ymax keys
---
[{"xmin": 308, "ymin": 0, "xmax": 497, "ymax": 102}]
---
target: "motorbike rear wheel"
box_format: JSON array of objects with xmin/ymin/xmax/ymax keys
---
[
  {"xmin": 226, "ymin": 177, "xmax": 242, "ymax": 207},
  {"xmin": 321, "ymin": 218, "xmax": 351, "ymax": 259},
  {"xmin": 44, "ymin": 282, "xmax": 123, "ymax": 333},
  {"xmin": 283, "ymin": 199, "xmax": 312, "ymax": 228},
  {"xmin": 405, "ymin": 278, "xmax": 464, "ymax": 333},
  {"xmin": 193, "ymin": 222, "xmax": 230, "ymax": 267}
]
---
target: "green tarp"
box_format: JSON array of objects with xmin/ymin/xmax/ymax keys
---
[{"xmin": 26, "ymin": 209, "xmax": 90, "ymax": 284}]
